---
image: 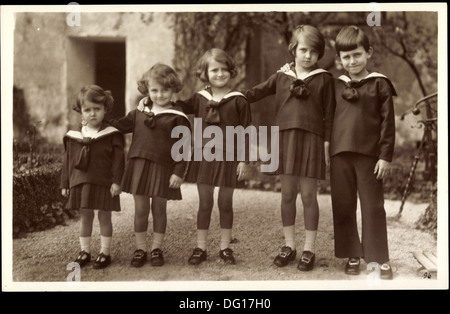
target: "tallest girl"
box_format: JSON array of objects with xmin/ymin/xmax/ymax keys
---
[{"xmin": 245, "ymin": 25, "xmax": 336, "ymax": 271}]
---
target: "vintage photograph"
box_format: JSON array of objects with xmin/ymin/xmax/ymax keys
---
[{"xmin": 2, "ymin": 3, "xmax": 447, "ymax": 292}]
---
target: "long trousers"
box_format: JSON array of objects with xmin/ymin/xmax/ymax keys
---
[{"xmin": 330, "ymin": 152, "xmax": 389, "ymax": 264}]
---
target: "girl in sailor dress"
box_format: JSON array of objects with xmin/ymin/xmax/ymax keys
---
[
  {"xmin": 61, "ymin": 85, "xmax": 125, "ymax": 269},
  {"xmin": 245, "ymin": 25, "xmax": 336, "ymax": 271},
  {"xmin": 176, "ymin": 48, "xmax": 251, "ymax": 265},
  {"xmin": 108, "ymin": 63, "xmax": 191, "ymax": 267}
]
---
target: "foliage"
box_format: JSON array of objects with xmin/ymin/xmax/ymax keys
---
[
  {"xmin": 13, "ymin": 159, "xmax": 78, "ymax": 239},
  {"xmin": 12, "ymin": 125, "xmax": 75, "ymax": 238},
  {"xmin": 415, "ymin": 189, "xmax": 437, "ymax": 238},
  {"xmin": 372, "ymin": 12, "xmax": 438, "ymax": 96}
]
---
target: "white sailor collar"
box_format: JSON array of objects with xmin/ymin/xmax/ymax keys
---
[
  {"xmin": 197, "ymin": 89, "xmax": 246, "ymax": 101},
  {"xmin": 338, "ymin": 72, "xmax": 388, "ymax": 83},
  {"xmin": 278, "ymin": 68, "xmax": 329, "ymax": 80},
  {"xmin": 137, "ymin": 98, "xmax": 189, "ymax": 120},
  {"xmin": 65, "ymin": 125, "xmax": 120, "ymax": 141}
]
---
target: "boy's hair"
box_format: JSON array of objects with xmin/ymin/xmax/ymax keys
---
[
  {"xmin": 335, "ymin": 25, "xmax": 371, "ymax": 55},
  {"xmin": 288, "ymin": 25, "xmax": 325, "ymax": 60},
  {"xmin": 137, "ymin": 62, "xmax": 183, "ymax": 95},
  {"xmin": 73, "ymin": 85, "xmax": 114, "ymax": 113},
  {"xmin": 196, "ymin": 48, "xmax": 237, "ymax": 84}
]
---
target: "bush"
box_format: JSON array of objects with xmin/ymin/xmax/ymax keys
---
[
  {"xmin": 12, "ymin": 147, "xmax": 78, "ymax": 238},
  {"xmin": 415, "ymin": 189, "xmax": 437, "ymax": 238}
]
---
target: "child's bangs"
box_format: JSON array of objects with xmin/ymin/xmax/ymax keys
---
[
  {"xmin": 335, "ymin": 26, "xmax": 370, "ymax": 53},
  {"xmin": 335, "ymin": 38, "xmax": 359, "ymax": 53}
]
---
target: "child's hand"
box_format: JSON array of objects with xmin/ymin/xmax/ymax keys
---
[
  {"xmin": 279, "ymin": 62, "xmax": 293, "ymax": 73},
  {"xmin": 61, "ymin": 189, "xmax": 69, "ymax": 197},
  {"xmin": 169, "ymin": 174, "xmax": 183, "ymax": 189},
  {"xmin": 110, "ymin": 183, "xmax": 121, "ymax": 197},
  {"xmin": 237, "ymin": 162, "xmax": 249, "ymax": 181},
  {"xmin": 324, "ymin": 141, "xmax": 330, "ymax": 167},
  {"xmin": 374, "ymin": 159, "xmax": 390, "ymax": 180}
]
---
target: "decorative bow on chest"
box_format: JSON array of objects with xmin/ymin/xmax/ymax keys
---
[
  {"xmin": 289, "ymin": 79, "xmax": 309, "ymax": 99},
  {"xmin": 341, "ymin": 81, "xmax": 360, "ymax": 101},
  {"xmin": 143, "ymin": 111, "xmax": 156, "ymax": 128},
  {"xmin": 205, "ymin": 100, "xmax": 221, "ymax": 124},
  {"xmin": 74, "ymin": 137, "xmax": 92, "ymax": 171},
  {"xmin": 142, "ymin": 98, "xmax": 157, "ymax": 128}
]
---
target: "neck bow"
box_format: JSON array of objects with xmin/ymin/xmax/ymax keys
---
[
  {"xmin": 289, "ymin": 79, "xmax": 309, "ymax": 99},
  {"xmin": 205, "ymin": 100, "xmax": 221, "ymax": 124}
]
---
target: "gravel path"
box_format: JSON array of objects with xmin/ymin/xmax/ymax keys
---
[{"xmin": 9, "ymin": 183, "xmax": 439, "ymax": 290}]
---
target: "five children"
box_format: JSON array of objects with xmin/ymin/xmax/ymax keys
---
[{"xmin": 61, "ymin": 24, "xmax": 396, "ymax": 280}]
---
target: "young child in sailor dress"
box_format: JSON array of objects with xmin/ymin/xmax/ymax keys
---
[
  {"xmin": 246, "ymin": 25, "xmax": 336, "ymax": 271},
  {"xmin": 61, "ymin": 85, "xmax": 125, "ymax": 270},
  {"xmin": 176, "ymin": 48, "xmax": 252, "ymax": 265},
  {"xmin": 108, "ymin": 63, "xmax": 191, "ymax": 267}
]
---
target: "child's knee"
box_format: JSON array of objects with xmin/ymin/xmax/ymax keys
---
[
  {"xmin": 80, "ymin": 209, "xmax": 95, "ymax": 221},
  {"xmin": 98, "ymin": 211, "xmax": 112, "ymax": 224},
  {"xmin": 301, "ymin": 192, "xmax": 318, "ymax": 208},
  {"xmin": 281, "ymin": 190, "xmax": 297, "ymax": 204}
]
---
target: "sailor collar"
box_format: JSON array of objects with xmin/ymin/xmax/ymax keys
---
[
  {"xmin": 137, "ymin": 98, "xmax": 189, "ymax": 120},
  {"xmin": 65, "ymin": 125, "xmax": 120, "ymax": 141},
  {"xmin": 197, "ymin": 89, "xmax": 246, "ymax": 102},
  {"xmin": 338, "ymin": 72, "xmax": 388, "ymax": 83},
  {"xmin": 279, "ymin": 68, "xmax": 329, "ymax": 81},
  {"xmin": 338, "ymin": 72, "xmax": 397, "ymax": 101}
]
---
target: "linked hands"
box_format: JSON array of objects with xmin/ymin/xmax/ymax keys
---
[{"xmin": 169, "ymin": 174, "xmax": 183, "ymax": 189}]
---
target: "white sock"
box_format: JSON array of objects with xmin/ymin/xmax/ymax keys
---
[
  {"xmin": 151, "ymin": 232, "xmax": 165, "ymax": 251},
  {"xmin": 80, "ymin": 236, "xmax": 91, "ymax": 253},
  {"xmin": 135, "ymin": 231, "xmax": 147, "ymax": 251},
  {"xmin": 100, "ymin": 236, "xmax": 112, "ymax": 256},
  {"xmin": 220, "ymin": 228, "xmax": 232, "ymax": 250},
  {"xmin": 283, "ymin": 225, "xmax": 296, "ymax": 250},
  {"xmin": 303, "ymin": 229, "xmax": 317, "ymax": 253},
  {"xmin": 197, "ymin": 229, "xmax": 208, "ymax": 251}
]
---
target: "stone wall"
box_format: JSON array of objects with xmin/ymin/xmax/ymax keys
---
[{"xmin": 14, "ymin": 11, "xmax": 175, "ymax": 144}]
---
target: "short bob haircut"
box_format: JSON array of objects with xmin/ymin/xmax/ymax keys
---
[
  {"xmin": 72, "ymin": 85, "xmax": 114, "ymax": 113},
  {"xmin": 335, "ymin": 25, "xmax": 371, "ymax": 55},
  {"xmin": 196, "ymin": 48, "xmax": 238, "ymax": 84},
  {"xmin": 137, "ymin": 62, "xmax": 183, "ymax": 95},
  {"xmin": 288, "ymin": 25, "xmax": 325, "ymax": 60}
]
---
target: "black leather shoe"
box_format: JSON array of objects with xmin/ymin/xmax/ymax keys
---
[
  {"xmin": 380, "ymin": 263, "xmax": 393, "ymax": 280},
  {"xmin": 273, "ymin": 246, "xmax": 297, "ymax": 267},
  {"xmin": 188, "ymin": 248, "xmax": 207, "ymax": 265},
  {"xmin": 130, "ymin": 249, "xmax": 147, "ymax": 268},
  {"xmin": 150, "ymin": 248, "xmax": 164, "ymax": 267},
  {"xmin": 297, "ymin": 251, "xmax": 315, "ymax": 271},
  {"xmin": 74, "ymin": 250, "xmax": 91, "ymax": 268},
  {"xmin": 93, "ymin": 253, "xmax": 111, "ymax": 269},
  {"xmin": 219, "ymin": 248, "xmax": 236, "ymax": 265},
  {"xmin": 345, "ymin": 257, "xmax": 360, "ymax": 275}
]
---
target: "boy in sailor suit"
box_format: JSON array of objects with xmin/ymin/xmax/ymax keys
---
[{"xmin": 330, "ymin": 26, "xmax": 396, "ymax": 280}]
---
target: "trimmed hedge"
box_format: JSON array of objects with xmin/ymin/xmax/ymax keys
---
[{"xmin": 12, "ymin": 159, "xmax": 78, "ymax": 239}]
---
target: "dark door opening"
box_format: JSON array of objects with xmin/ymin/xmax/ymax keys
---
[{"xmin": 95, "ymin": 42, "xmax": 126, "ymax": 120}]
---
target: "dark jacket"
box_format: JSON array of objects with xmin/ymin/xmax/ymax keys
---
[
  {"xmin": 109, "ymin": 100, "xmax": 191, "ymax": 178},
  {"xmin": 244, "ymin": 67, "xmax": 336, "ymax": 141},
  {"xmin": 60, "ymin": 123, "xmax": 125, "ymax": 189},
  {"xmin": 330, "ymin": 73, "xmax": 396, "ymax": 162}
]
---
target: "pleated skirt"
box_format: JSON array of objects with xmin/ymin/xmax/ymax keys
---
[
  {"xmin": 185, "ymin": 159, "xmax": 245, "ymax": 189},
  {"xmin": 66, "ymin": 183, "xmax": 121, "ymax": 211},
  {"xmin": 277, "ymin": 128, "xmax": 326, "ymax": 179},
  {"xmin": 121, "ymin": 158, "xmax": 182, "ymax": 200}
]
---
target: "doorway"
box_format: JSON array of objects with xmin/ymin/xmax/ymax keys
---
[{"xmin": 66, "ymin": 37, "xmax": 126, "ymax": 126}]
